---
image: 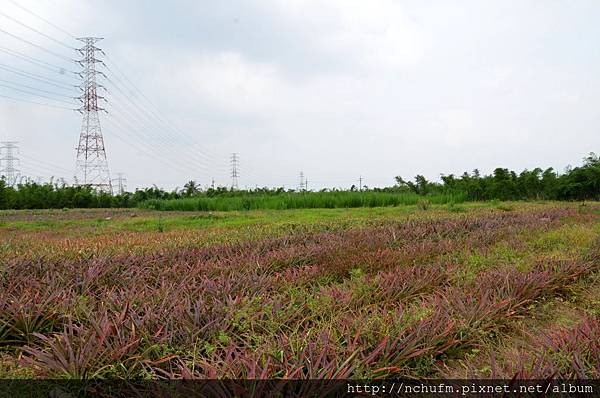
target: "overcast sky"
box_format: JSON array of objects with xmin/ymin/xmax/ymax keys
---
[{"xmin": 1, "ymin": 0, "xmax": 599, "ymax": 191}]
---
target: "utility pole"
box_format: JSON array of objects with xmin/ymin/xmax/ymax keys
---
[
  {"xmin": 111, "ymin": 172, "xmax": 127, "ymax": 194},
  {"xmin": 0, "ymin": 141, "xmax": 19, "ymax": 187},
  {"xmin": 211, "ymin": 178, "xmax": 215, "ymax": 189},
  {"xmin": 359, "ymin": 175, "xmax": 363, "ymax": 191},
  {"xmin": 75, "ymin": 37, "xmax": 112, "ymax": 193},
  {"xmin": 230, "ymin": 153, "xmax": 239, "ymax": 190},
  {"xmin": 299, "ymin": 171, "xmax": 305, "ymax": 191}
]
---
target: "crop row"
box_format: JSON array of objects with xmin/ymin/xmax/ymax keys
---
[{"xmin": 1, "ymin": 206, "xmax": 597, "ymax": 379}]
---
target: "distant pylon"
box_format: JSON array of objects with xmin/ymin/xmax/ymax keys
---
[
  {"xmin": 299, "ymin": 171, "xmax": 305, "ymax": 191},
  {"xmin": 112, "ymin": 172, "xmax": 127, "ymax": 194},
  {"xmin": 0, "ymin": 141, "xmax": 20, "ymax": 187},
  {"xmin": 75, "ymin": 37, "xmax": 112, "ymax": 193},
  {"xmin": 230, "ymin": 153, "xmax": 239, "ymax": 190}
]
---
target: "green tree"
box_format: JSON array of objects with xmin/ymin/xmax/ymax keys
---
[{"xmin": 183, "ymin": 180, "xmax": 199, "ymax": 197}]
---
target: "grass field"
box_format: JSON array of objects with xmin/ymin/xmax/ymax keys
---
[
  {"xmin": 140, "ymin": 191, "xmax": 466, "ymax": 212},
  {"xmin": 1, "ymin": 201, "xmax": 599, "ymax": 379}
]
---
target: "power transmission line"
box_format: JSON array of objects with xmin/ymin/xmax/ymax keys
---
[
  {"xmin": 102, "ymin": 56, "xmax": 221, "ymax": 163},
  {"xmin": 0, "ymin": 79, "xmax": 75, "ymax": 98},
  {"xmin": 0, "ymin": 83, "xmax": 78, "ymax": 106},
  {"xmin": 102, "ymin": 114, "xmax": 203, "ymax": 176},
  {"xmin": 102, "ymin": 59, "xmax": 233, "ymax": 176},
  {"xmin": 0, "ymin": 27, "xmax": 76, "ymax": 62},
  {"xmin": 103, "ymin": 109, "xmax": 197, "ymax": 174},
  {"xmin": 102, "ymin": 65, "xmax": 221, "ymax": 167},
  {"xmin": 0, "ymin": 11, "xmax": 76, "ymax": 50},
  {"xmin": 102, "ymin": 76, "xmax": 220, "ymax": 173},
  {"xmin": 104, "ymin": 105, "xmax": 218, "ymax": 175},
  {"xmin": 102, "ymin": 67, "xmax": 217, "ymax": 166},
  {"xmin": 0, "ymin": 93, "xmax": 74, "ymax": 109},
  {"xmin": 19, "ymin": 160, "xmax": 69, "ymax": 180},
  {"xmin": 0, "ymin": 46, "xmax": 79, "ymax": 76},
  {"xmin": 0, "ymin": 63, "xmax": 76, "ymax": 90},
  {"xmin": 6, "ymin": 0, "xmax": 78, "ymax": 40},
  {"xmin": 19, "ymin": 153, "xmax": 73, "ymax": 172}
]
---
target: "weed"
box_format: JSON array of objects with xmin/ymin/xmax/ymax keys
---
[
  {"xmin": 447, "ymin": 202, "xmax": 466, "ymax": 213},
  {"xmin": 417, "ymin": 199, "xmax": 430, "ymax": 211}
]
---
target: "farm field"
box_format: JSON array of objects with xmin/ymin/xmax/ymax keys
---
[{"xmin": 1, "ymin": 202, "xmax": 600, "ymax": 379}]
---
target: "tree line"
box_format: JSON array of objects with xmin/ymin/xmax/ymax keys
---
[
  {"xmin": 0, "ymin": 153, "xmax": 598, "ymax": 210},
  {"xmin": 393, "ymin": 153, "xmax": 600, "ymax": 201}
]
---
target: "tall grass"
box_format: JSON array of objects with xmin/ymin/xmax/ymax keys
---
[{"xmin": 139, "ymin": 191, "xmax": 467, "ymax": 212}]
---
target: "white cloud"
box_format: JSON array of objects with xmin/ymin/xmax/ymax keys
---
[
  {"xmin": 274, "ymin": 0, "xmax": 426, "ymax": 71},
  {"xmin": 185, "ymin": 52, "xmax": 282, "ymax": 115},
  {"xmin": 167, "ymin": 49, "xmax": 374, "ymax": 122},
  {"xmin": 438, "ymin": 109, "xmax": 476, "ymax": 147}
]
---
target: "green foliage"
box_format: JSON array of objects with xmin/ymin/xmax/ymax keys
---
[
  {"xmin": 417, "ymin": 199, "xmax": 430, "ymax": 211},
  {"xmin": 0, "ymin": 181, "xmax": 182, "ymax": 210},
  {"xmin": 0, "ymin": 152, "xmax": 598, "ymax": 210},
  {"xmin": 430, "ymin": 153, "xmax": 600, "ymax": 201},
  {"xmin": 447, "ymin": 202, "xmax": 466, "ymax": 213},
  {"xmin": 140, "ymin": 191, "xmax": 465, "ymax": 212}
]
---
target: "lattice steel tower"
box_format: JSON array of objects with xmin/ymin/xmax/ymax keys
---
[
  {"xmin": 112, "ymin": 172, "xmax": 127, "ymax": 194},
  {"xmin": 75, "ymin": 37, "xmax": 111, "ymax": 193},
  {"xmin": 230, "ymin": 153, "xmax": 239, "ymax": 190},
  {"xmin": 0, "ymin": 141, "xmax": 20, "ymax": 187},
  {"xmin": 299, "ymin": 171, "xmax": 305, "ymax": 191}
]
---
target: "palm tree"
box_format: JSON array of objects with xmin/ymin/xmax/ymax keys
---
[{"xmin": 183, "ymin": 180, "xmax": 199, "ymax": 197}]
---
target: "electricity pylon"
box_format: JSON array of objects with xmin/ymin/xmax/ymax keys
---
[
  {"xmin": 0, "ymin": 141, "xmax": 19, "ymax": 187},
  {"xmin": 230, "ymin": 153, "xmax": 239, "ymax": 190},
  {"xmin": 112, "ymin": 172, "xmax": 127, "ymax": 194},
  {"xmin": 75, "ymin": 37, "xmax": 111, "ymax": 193},
  {"xmin": 299, "ymin": 171, "xmax": 305, "ymax": 191}
]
